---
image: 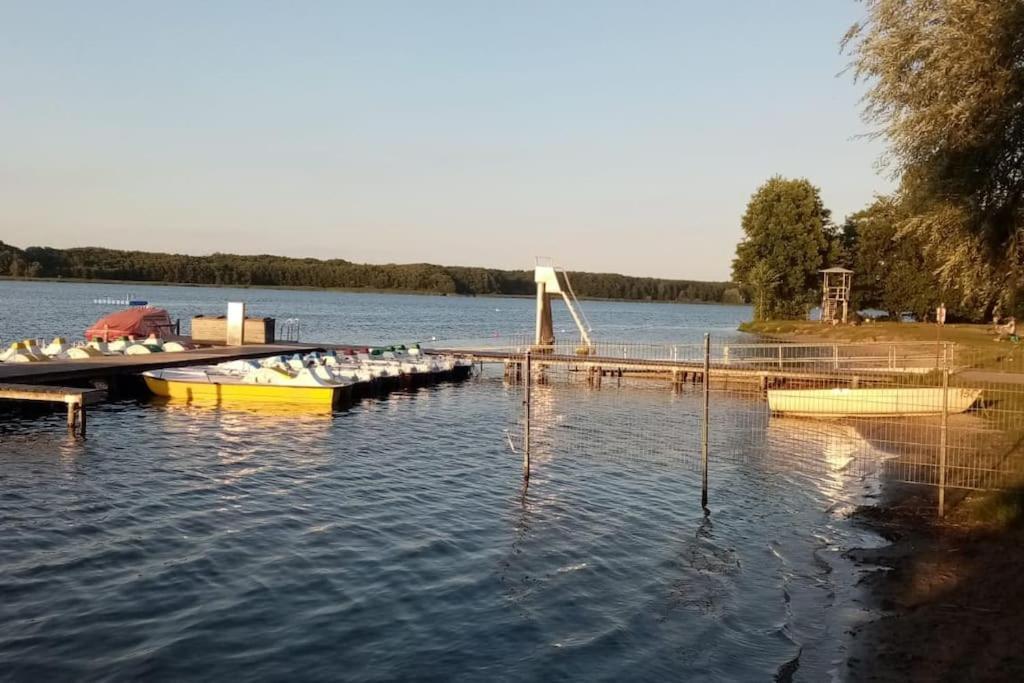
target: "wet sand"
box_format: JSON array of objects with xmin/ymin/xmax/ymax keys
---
[{"xmin": 846, "ymin": 482, "xmax": 1024, "ymax": 681}]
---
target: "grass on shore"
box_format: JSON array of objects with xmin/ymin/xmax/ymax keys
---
[
  {"xmin": 743, "ymin": 320, "xmax": 1024, "ymax": 376},
  {"xmin": 739, "ymin": 319, "xmax": 998, "ymax": 347}
]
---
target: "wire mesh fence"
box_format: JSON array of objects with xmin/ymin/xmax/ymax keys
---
[{"xmin": 497, "ymin": 337, "xmax": 1024, "ymax": 513}]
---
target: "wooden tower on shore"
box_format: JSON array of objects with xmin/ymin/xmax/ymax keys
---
[{"xmin": 820, "ymin": 267, "xmax": 853, "ymax": 324}]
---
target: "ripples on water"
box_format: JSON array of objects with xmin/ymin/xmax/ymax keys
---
[
  {"xmin": 1, "ymin": 375, "xmax": 883, "ymax": 681},
  {"xmin": 0, "ymin": 282, "xmax": 883, "ymax": 681}
]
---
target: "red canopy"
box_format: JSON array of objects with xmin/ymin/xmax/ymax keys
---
[{"xmin": 85, "ymin": 307, "xmax": 173, "ymax": 341}]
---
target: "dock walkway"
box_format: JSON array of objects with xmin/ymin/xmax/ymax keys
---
[
  {"xmin": 428, "ymin": 347, "xmax": 923, "ymax": 388},
  {"xmin": 0, "ymin": 343, "xmax": 321, "ymax": 385},
  {"xmin": 0, "ymin": 383, "xmax": 106, "ymax": 436}
]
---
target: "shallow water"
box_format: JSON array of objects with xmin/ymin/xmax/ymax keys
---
[{"xmin": 0, "ymin": 281, "xmax": 884, "ymax": 681}]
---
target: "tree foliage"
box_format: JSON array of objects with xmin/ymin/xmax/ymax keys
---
[
  {"xmin": 732, "ymin": 177, "xmax": 838, "ymax": 319},
  {"xmin": 843, "ymin": 196, "xmax": 942, "ymax": 319},
  {"xmin": 843, "ymin": 0, "xmax": 1024, "ymax": 316},
  {"xmin": 0, "ymin": 241, "xmax": 739, "ymax": 304}
]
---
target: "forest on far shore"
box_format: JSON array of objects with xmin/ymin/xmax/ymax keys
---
[{"xmin": 0, "ymin": 242, "xmax": 742, "ymax": 305}]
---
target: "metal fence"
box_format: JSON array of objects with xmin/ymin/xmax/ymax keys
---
[{"xmin": 499, "ymin": 337, "xmax": 1024, "ymax": 516}]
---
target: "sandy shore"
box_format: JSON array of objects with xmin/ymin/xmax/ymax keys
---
[{"xmin": 845, "ymin": 480, "xmax": 1024, "ymax": 681}]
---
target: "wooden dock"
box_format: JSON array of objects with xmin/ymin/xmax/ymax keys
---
[
  {"xmin": 427, "ymin": 347, "xmax": 908, "ymax": 389},
  {"xmin": 0, "ymin": 383, "xmax": 106, "ymax": 436},
  {"xmin": 0, "ymin": 341, "xmax": 479, "ymax": 436},
  {"xmin": 0, "ymin": 343, "xmax": 321, "ymax": 385}
]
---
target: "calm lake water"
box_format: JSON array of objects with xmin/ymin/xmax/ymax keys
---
[
  {"xmin": 0, "ymin": 279, "xmax": 750, "ymax": 347},
  {"xmin": 0, "ymin": 280, "xmax": 883, "ymax": 681}
]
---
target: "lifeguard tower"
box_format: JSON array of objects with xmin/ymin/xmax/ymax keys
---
[
  {"xmin": 820, "ymin": 267, "xmax": 853, "ymax": 324},
  {"xmin": 534, "ymin": 258, "xmax": 593, "ymax": 352}
]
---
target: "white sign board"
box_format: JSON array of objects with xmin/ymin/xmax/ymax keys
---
[{"xmin": 226, "ymin": 301, "xmax": 246, "ymax": 345}]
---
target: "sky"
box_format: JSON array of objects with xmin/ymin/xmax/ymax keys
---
[{"xmin": 0, "ymin": 1, "xmax": 892, "ymax": 281}]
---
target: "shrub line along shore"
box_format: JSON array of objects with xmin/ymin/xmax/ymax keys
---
[{"xmin": 0, "ymin": 275, "xmax": 751, "ymax": 306}]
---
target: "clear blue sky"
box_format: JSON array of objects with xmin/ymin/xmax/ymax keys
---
[{"xmin": 0, "ymin": 1, "xmax": 890, "ymax": 281}]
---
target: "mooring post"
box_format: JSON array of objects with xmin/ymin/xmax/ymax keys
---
[
  {"xmin": 65, "ymin": 398, "xmax": 86, "ymax": 438},
  {"xmin": 701, "ymin": 333, "xmax": 710, "ymax": 512},
  {"xmin": 523, "ymin": 350, "xmax": 532, "ymax": 480},
  {"xmin": 938, "ymin": 367, "xmax": 949, "ymax": 517}
]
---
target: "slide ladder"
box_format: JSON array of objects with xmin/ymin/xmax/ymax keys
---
[{"xmin": 557, "ymin": 267, "xmax": 593, "ymax": 349}]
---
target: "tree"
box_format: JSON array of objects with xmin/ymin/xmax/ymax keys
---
[
  {"xmin": 0, "ymin": 241, "xmax": 740, "ymax": 303},
  {"xmin": 721, "ymin": 287, "xmax": 745, "ymax": 305},
  {"xmin": 732, "ymin": 176, "xmax": 837, "ymax": 319},
  {"xmin": 843, "ymin": 0, "xmax": 1024, "ymax": 316},
  {"xmin": 844, "ymin": 196, "xmax": 942, "ymax": 320},
  {"xmin": 744, "ymin": 262, "xmax": 781, "ymax": 321}
]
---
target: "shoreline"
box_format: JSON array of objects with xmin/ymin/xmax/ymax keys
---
[
  {"xmin": 845, "ymin": 478, "xmax": 1024, "ymax": 679},
  {"xmin": 0, "ymin": 276, "xmax": 747, "ymax": 307},
  {"xmin": 738, "ymin": 319, "xmax": 997, "ymax": 348},
  {"xmin": 741, "ymin": 320, "xmax": 1024, "ymax": 677}
]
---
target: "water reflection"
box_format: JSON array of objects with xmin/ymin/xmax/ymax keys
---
[
  {"xmin": 1, "ymin": 369, "xmax": 884, "ymax": 681},
  {"xmin": 148, "ymin": 396, "xmax": 336, "ymax": 420}
]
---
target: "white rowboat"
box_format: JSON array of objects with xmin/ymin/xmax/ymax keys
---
[{"xmin": 767, "ymin": 387, "xmax": 982, "ymax": 418}]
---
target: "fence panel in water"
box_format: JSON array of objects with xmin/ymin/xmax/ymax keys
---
[{"xmin": 501, "ymin": 339, "xmax": 1024, "ymax": 501}]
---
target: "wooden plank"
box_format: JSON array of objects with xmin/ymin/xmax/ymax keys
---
[{"xmin": 0, "ymin": 383, "xmax": 104, "ymax": 404}]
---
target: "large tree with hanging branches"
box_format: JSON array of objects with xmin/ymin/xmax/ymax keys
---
[{"xmin": 843, "ymin": 0, "xmax": 1024, "ymax": 316}]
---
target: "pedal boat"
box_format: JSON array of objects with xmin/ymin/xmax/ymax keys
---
[{"xmin": 143, "ymin": 365, "xmax": 352, "ymax": 406}]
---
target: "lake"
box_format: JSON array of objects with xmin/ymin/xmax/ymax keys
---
[{"xmin": 0, "ymin": 280, "xmax": 882, "ymax": 681}]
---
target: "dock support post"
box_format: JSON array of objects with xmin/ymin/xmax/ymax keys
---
[
  {"xmin": 938, "ymin": 368, "xmax": 949, "ymax": 517},
  {"xmin": 523, "ymin": 351, "xmax": 531, "ymax": 480},
  {"xmin": 701, "ymin": 333, "xmax": 710, "ymax": 513},
  {"xmin": 66, "ymin": 398, "xmax": 86, "ymax": 438}
]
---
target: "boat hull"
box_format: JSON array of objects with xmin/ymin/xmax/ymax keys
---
[
  {"xmin": 144, "ymin": 375, "xmax": 339, "ymax": 406},
  {"xmin": 767, "ymin": 387, "xmax": 982, "ymax": 418}
]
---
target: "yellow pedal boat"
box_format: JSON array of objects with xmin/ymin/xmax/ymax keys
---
[{"xmin": 143, "ymin": 366, "xmax": 351, "ymax": 406}]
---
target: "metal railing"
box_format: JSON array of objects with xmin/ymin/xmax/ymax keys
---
[
  {"xmin": 279, "ymin": 318, "xmax": 301, "ymax": 342},
  {"xmin": 502, "ymin": 337, "xmax": 1024, "ymax": 517},
  {"xmin": 450, "ymin": 335, "xmax": 957, "ymax": 372}
]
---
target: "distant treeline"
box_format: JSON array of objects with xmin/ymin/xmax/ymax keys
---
[{"xmin": 0, "ymin": 242, "xmax": 742, "ymax": 304}]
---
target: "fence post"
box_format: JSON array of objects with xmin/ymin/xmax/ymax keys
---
[
  {"xmin": 938, "ymin": 367, "xmax": 949, "ymax": 517},
  {"xmin": 523, "ymin": 350, "xmax": 532, "ymax": 481},
  {"xmin": 777, "ymin": 345, "xmax": 783, "ymax": 370},
  {"xmin": 701, "ymin": 333, "xmax": 710, "ymax": 512},
  {"xmin": 833, "ymin": 344, "xmax": 839, "ymax": 370},
  {"xmin": 889, "ymin": 344, "xmax": 895, "ymax": 369}
]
